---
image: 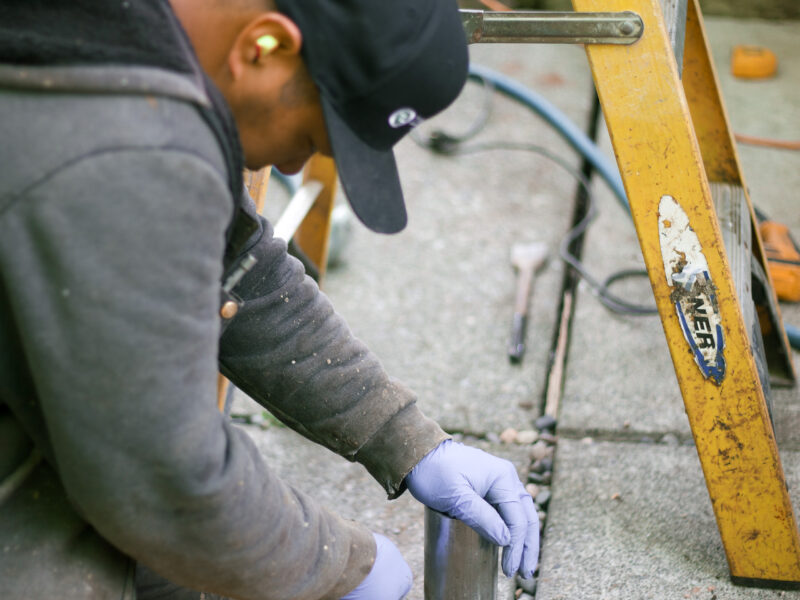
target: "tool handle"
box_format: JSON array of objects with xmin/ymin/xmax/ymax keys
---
[
  {"xmin": 513, "ymin": 267, "xmax": 534, "ymax": 314},
  {"xmin": 509, "ymin": 266, "xmax": 534, "ymax": 363},
  {"xmin": 508, "ymin": 312, "xmax": 527, "ymax": 363}
]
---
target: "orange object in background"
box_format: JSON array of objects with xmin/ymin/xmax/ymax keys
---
[
  {"xmin": 760, "ymin": 221, "xmax": 800, "ymax": 302},
  {"xmin": 731, "ymin": 45, "xmax": 778, "ymax": 79}
]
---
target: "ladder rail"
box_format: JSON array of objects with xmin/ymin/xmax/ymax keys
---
[{"xmin": 572, "ymin": 0, "xmax": 800, "ymax": 584}]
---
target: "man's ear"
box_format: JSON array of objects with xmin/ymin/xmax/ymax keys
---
[{"xmin": 227, "ymin": 12, "xmax": 303, "ymax": 80}]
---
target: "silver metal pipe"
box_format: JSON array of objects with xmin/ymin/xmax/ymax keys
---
[
  {"xmin": 424, "ymin": 508, "xmax": 498, "ymax": 600},
  {"xmin": 661, "ymin": 0, "xmax": 689, "ymax": 75},
  {"xmin": 460, "ymin": 10, "xmax": 644, "ymax": 45}
]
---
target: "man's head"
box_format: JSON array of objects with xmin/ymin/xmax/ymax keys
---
[
  {"xmin": 171, "ymin": 0, "xmax": 327, "ymax": 176},
  {"xmin": 171, "ymin": 0, "xmax": 468, "ymax": 233}
]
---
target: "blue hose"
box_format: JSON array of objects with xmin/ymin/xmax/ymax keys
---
[
  {"xmin": 787, "ymin": 324, "xmax": 800, "ymax": 349},
  {"xmin": 467, "ymin": 63, "xmax": 799, "ymax": 352},
  {"xmin": 468, "ymin": 63, "xmax": 629, "ymax": 213}
]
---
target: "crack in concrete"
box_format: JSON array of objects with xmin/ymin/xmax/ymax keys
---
[{"xmin": 555, "ymin": 427, "xmax": 695, "ymax": 445}]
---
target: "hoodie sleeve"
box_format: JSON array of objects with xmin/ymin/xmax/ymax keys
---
[
  {"xmin": 0, "ymin": 149, "xmax": 373, "ymax": 600},
  {"xmin": 219, "ymin": 196, "xmax": 449, "ymax": 498}
]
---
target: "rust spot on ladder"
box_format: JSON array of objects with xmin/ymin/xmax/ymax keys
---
[{"xmin": 745, "ymin": 529, "xmax": 761, "ymax": 542}]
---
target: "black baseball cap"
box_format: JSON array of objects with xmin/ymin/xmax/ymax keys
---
[{"xmin": 274, "ymin": 0, "xmax": 469, "ymax": 233}]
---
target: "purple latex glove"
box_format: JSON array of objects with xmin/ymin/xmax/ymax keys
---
[
  {"xmin": 405, "ymin": 439, "xmax": 539, "ymax": 579},
  {"xmin": 339, "ymin": 533, "xmax": 412, "ymax": 600}
]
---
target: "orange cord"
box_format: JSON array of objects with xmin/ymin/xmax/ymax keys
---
[
  {"xmin": 735, "ymin": 133, "xmax": 800, "ymax": 151},
  {"xmin": 478, "ymin": 0, "xmax": 511, "ymax": 11}
]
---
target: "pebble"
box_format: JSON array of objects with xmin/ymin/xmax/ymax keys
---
[
  {"xmin": 538, "ymin": 431, "xmax": 558, "ymax": 444},
  {"xmin": 500, "ymin": 427, "xmax": 518, "ymax": 444},
  {"xmin": 534, "ymin": 414, "xmax": 557, "ymax": 432},
  {"xmin": 660, "ymin": 433, "xmax": 680, "ymax": 446},
  {"xmin": 529, "ymin": 440, "xmax": 550, "ymax": 461},
  {"xmin": 535, "ymin": 489, "xmax": 551, "ymax": 508},
  {"xmin": 525, "ymin": 483, "xmax": 540, "ymax": 498},
  {"xmin": 516, "ymin": 575, "xmax": 537, "ymax": 595},
  {"xmin": 530, "ymin": 459, "xmax": 547, "ymax": 475},
  {"xmin": 485, "ymin": 431, "xmax": 500, "ymax": 444},
  {"xmin": 516, "ymin": 429, "xmax": 539, "ymax": 445},
  {"xmin": 527, "ymin": 471, "xmax": 551, "ymax": 485}
]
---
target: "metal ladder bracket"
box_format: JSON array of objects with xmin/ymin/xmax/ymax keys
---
[{"xmin": 460, "ymin": 9, "xmax": 643, "ymax": 44}]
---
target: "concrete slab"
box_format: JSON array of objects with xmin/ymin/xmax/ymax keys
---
[
  {"xmin": 557, "ymin": 154, "xmax": 689, "ymax": 437},
  {"xmin": 241, "ymin": 423, "xmax": 531, "ymax": 600},
  {"xmin": 536, "ymin": 438, "xmax": 800, "ymax": 600},
  {"xmin": 318, "ymin": 42, "xmax": 596, "ymax": 436},
  {"xmin": 555, "ymin": 114, "xmax": 689, "ymax": 437}
]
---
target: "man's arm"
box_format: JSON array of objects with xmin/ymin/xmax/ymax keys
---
[
  {"xmin": 1, "ymin": 149, "xmax": 373, "ymax": 600},
  {"xmin": 220, "ymin": 196, "xmax": 539, "ymax": 580},
  {"xmin": 219, "ymin": 202, "xmax": 449, "ymax": 497}
]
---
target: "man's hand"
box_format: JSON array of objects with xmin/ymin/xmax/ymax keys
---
[
  {"xmin": 340, "ymin": 533, "xmax": 412, "ymax": 600},
  {"xmin": 405, "ymin": 439, "xmax": 539, "ymax": 579}
]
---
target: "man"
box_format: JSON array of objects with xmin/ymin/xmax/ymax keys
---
[{"xmin": 0, "ymin": 0, "xmax": 538, "ymax": 598}]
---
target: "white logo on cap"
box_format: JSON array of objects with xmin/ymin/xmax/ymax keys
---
[{"xmin": 388, "ymin": 107, "xmax": 420, "ymax": 129}]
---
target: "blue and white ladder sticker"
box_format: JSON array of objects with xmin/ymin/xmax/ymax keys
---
[{"xmin": 658, "ymin": 195, "xmax": 726, "ymax": 385}]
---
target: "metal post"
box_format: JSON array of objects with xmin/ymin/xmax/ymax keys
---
[
  {"xmin": 460, "ymin": 10, "xmax": 643, "ymax": 45},
  {"xmin": 424, "ymin": 508, "xmax": 498, "ymax": 600}
]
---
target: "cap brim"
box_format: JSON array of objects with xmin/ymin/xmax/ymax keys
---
[{"xmin": 321, "ymin": 97, "xmax": 408, "ymax": 234}]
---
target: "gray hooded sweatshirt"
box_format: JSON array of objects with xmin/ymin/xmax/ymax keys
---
[{"xmin": 0, "ymin": 56, "xmax": 447, "ymax": 600}]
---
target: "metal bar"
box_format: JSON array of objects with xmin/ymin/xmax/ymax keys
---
[
  {"xmin": 661, "ymin": 0, "xmax": 689, "ymax": 75},
  {"xmin": 460, "ymin": 10, "xmax": 643, "ymax": 45},
  {"xmin": 272, "ymin": 180, "xmax": 324, "ymax": 242}
]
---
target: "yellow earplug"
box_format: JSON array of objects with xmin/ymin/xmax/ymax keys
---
[{"xmin": 254, "ymin": 35, "xmax": 279, "ymax": 60}]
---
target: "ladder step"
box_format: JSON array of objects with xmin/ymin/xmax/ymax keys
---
[
  {"xmin": 710, "ymin": 182, "xmax": 773, "ymax": 413},
  {"xmin": 710, "ymin": 182, "xmax": 751, "ymax": 318},
  {"xmin": 660, "ymin": 0, "xmax": 689, "ymax": 74}
]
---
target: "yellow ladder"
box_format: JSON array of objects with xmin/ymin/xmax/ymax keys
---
[
  {"xmin": 466, "ymin": 0, "xmax": 798, "ymax": 586},
  {"xmin": 217, "ymin": 156, "xmax": 338, "ymax": 412},
  {"xmin": 573, "ymin": 0, "xmax": 799, "ymax": 585}
]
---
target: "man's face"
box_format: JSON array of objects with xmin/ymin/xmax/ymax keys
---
[
  {"xmin": 231, "ymin": 66, "xmax": 333, "ymax": 174},
  {"xmin": 168, "ymin": 1, "xmax": 332, "ymax": 174}
]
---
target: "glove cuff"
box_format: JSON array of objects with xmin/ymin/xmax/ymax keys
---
[{"xmin": 355, "ymin": 403, "xmax": 450, "ymax": 499}]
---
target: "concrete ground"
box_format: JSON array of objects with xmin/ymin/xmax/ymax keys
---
[{"xmin": 234, "ymin": 14, "xmax": 800, "ymax": 600}]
